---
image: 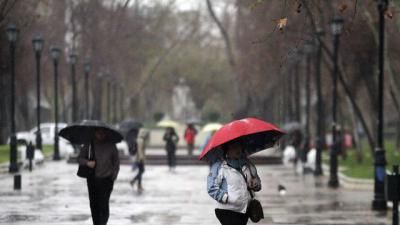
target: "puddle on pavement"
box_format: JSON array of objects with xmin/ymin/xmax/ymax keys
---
[{"xmin": 0, "ymin": 214, "xmax": 38, "ymax": 222}]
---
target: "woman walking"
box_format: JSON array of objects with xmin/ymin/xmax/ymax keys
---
[
  {"xmin": 207, "ymin": 140, "xmax": 261, "ymax": 225},
  {"xmin": 130, "ymin": 129, "xmax": 149, "ymax": 192},
  {"xmin": 78, "ymin": 129, "xmax": 120, "ymax": 225},
  {"xmin": 163, "ymin": 127, "xmax": 179, "ymax": 171}
]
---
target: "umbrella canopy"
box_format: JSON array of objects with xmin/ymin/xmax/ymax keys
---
[
  {"xmin": 119, "ymin": 119, "xmax": 143, "ymax": 133},
  {"xmin": 157, "ymin": 120, "xmax": 180, "ymax": 129},
  {"xmin": 201, "ymin": 123, "xmax": 223, "ymax": 132},
  {"xmin": 199, "ymin": 118, "xmax": 285, "ymax": 162},
  {"xmin": 59, "ymin": 120, "xmax": 123, "ymax": 144}
]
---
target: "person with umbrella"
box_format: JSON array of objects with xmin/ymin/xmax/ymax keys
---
[
  {"xmin": 163, "ymin": 126, "xmax": 179, "ymax": 171},
  {"xmin": 130, "ymin": 128, "xmax": 149, "ymax": 192},
  {"xmin": 61, "ymin": 120, "xmax": 121, "ymax": 225},
  {"xmin": 200, "ymin": 118, "xmax": 284, "ymax": 225}
]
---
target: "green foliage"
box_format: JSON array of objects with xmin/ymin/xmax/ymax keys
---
[
  {"xmin": 323, "ymin": 140, "xmax": 400, "ymax": 179},
  {"xmin": 0, "ymin": 145, "xmax": 53, "ymax": 164}
]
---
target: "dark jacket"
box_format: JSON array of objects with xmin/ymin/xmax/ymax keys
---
[
  {"xmin": 163, "ymin": 131, "xmax": 179, "ymax": 152},
  {"xmin": 78, "ymin": 142, "xmax": 120, "ymax": 181}
]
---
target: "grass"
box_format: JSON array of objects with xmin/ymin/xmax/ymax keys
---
[
  {"xmin": 0, "ymin": 144, "xmax": 54, "ymax": 164},
  {"xmin": 323, "ymin": 140, "xmax": 400, "ymax": 179}
]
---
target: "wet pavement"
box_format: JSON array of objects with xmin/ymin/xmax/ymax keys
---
[{"xmin": 0, "ymin": 156, "xmax": 392, "ymax": 225}]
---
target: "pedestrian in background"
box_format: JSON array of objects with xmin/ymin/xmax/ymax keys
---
[
  {"xmin": 207, "ymin": 140, "xmax": 261, "ymax": 225},
  {"xmin": 130, "ymin": 128, "xmax": 149, "ymax": 192},
  {"xmin": 78, "ymin": 129, "xmax": 120, "ymax": 225},
  {"xmin": 163, "ymin": 127, "xmax": 179, "ymax": 171},
  {"xmin": 184, "ymin": 123, "xmax": 197, "ymax": 155}
]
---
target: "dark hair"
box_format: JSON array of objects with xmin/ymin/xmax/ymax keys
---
[{"xmin": 221, "ymin": 139, "xmax": 243, "ymax": 155}]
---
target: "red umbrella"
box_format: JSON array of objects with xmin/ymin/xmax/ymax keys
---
[{"xmin": 199, "ymin": 118, "xmax": 285, "ymax": 162}]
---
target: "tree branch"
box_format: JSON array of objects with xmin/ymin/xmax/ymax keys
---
[{"xmin": 206, "ymin": 0, "xmax": 235, "ymax": 67}]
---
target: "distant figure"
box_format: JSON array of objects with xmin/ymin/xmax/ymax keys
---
[
  {"xmin": 78, "ymin": 129, "xmax": 120, "ymax": 225},
  {"xmin": 130, "ymin": 129, "xmax": 149, "ymax": 192},
  {"xmin": 184, "ymin": 124, "xmax": 197, "ymax": 155},
  {"xmin": 163, "ymin": 127, "xmax": 179, "ymax": 171}
]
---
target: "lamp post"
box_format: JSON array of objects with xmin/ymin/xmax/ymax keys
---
[
  {"xmin": 69, "ymin": 53, "xmax": 78, "ymax": 122},
  {"xmin": 314, "ymin": 28, "xmax": 325, "ymax": 176},
  {"xmin": 328, "ymin": 15, "xmax": 344, "ymax": 188},
  {"xmin": 372, "ymin": 0, "xmax": 388, "ymax": 211},
  {"xmin": 84, "ymin": 63, "xmax": 91, "ymax": 119},
  {"xmin": 302, "ymin": 40, "xmax": 314, "ymax": 168},
  {"xmin": 6, "ymin": 24, "xmax": 19, "ymax": 173},
  {"xmin": 294, "ymin": 50, "xmax": 301, "ymax": 123},
  {"xmin": 32, "ymin": 35, "xmax": 44, "ymax": 151},
  {"xmin": 51, "ymin": 47, "xmax": 62, "ymax": 161}
]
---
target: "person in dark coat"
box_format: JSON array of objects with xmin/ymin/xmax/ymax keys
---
[
  {"xmin": 163, "ymin": 127, "xmax": 179, "ymax": 171},
  {"xmin": 78, "ymin": 129, "xmax": 120, "ymax": 225}
]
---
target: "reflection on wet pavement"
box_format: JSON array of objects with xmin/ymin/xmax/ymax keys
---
[{"xmin": 0, "ymin": 161, "xmax": 392, "ymax": 224}]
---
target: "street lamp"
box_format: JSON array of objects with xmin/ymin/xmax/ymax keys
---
[
  {"xmin": 84, "ymin": 62, "xmax": 91, "ymax": 119},
  {"xmin": 32, "ymin": 35, "xmax": 44, "ymax": 151},
  {"xmin": 372, "ymin": 0, "xmax": 388, "ymax": 211},
  {"xmin": 69, "ymin": 53, "xmax": 78, "ymax": 122},
  {"xmin": 6, "ymin": 23, "xmax": 19, "ymax": 173},
  {"xmin": 314, "ymin": 28, "xmax": 325, "ymax": 176},
  {"xmin": 328, "ymin": 15, "xmax": 344, "ymax": 188},
  {"xmin": 302, "ymin": 39, "xmax": 314, "ymax": 169},
  {"xmin": 50, "ymin": 46, "xmax": 62, "ymax": 161}
]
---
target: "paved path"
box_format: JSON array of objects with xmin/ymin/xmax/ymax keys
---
[{"xmin": 0, "ymin": 158, "xmax": 392, "ymax": 225}]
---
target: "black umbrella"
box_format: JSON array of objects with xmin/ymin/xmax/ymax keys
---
[
  {"xmin": 59, "ymin": 120, "xmax": 123, "ymax": 144},
  {"xmin": 119, "ymin": 119, "xmax": 143, "ymax": 133}
]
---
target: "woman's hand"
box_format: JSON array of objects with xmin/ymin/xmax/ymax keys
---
[
  {"xmin": 87, "ymin": 160, "xmax": 96, "ymax": 168},
  {"xmin": 249, "ymin": 177, "xmax": 261, "ymax": 191}
]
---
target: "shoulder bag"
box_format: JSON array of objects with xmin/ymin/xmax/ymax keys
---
[{"xmin": 77, "ymin": 142, "xmax": 95, "ymax": 178}]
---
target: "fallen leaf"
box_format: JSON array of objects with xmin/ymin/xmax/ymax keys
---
[
  {"xmin": 275, "ymin": 17, "xmax": 288, "ymax": 31},
  {"xmin": 338, "ymin": 3, "xmax": 348, "ymax": 13},
  {"xmin": 385, "ymin": 10, "xmax": 393, "ymax": 19}
]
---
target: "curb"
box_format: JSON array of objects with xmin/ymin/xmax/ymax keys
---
[
  {"xmin": 338, "ymin": 172, "xmax": 373, "ymax": 191},
  {"xmin": 322, "ymin": 164, "xmax": 373, "ymax": 190}
]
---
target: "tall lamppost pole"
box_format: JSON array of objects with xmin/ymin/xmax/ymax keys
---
[
  {"xmin": 32, "ymin": 36, "xmax": 44, "ymax": 151},
  {"xmin": 51, "ymin": 47, "xmax": 62, "ymax": 161},
  {"xmin": 303, "ymin": 40, "xmax": 313, "ymax": 166},
  {"xmin": 314, "ymin": 28, "xmax": 325, "ymax": 176},
  {"xmin": 84, "ymin": 63, "xmax": 91, "ymax": 119},
  {"xmin": 69, "ymin": 53, "xmax": 78, "ymax": 122},
  {"xmin": 372, "ymin": 0, "xmax": 388, "ymax": 211},
  {"xmin": 6, "ymin": 24, "xmax": 19, "ymax": 173},
  {"xmin": 294, "ymin": 50, "xmax": 302, "ymax": 123},
  {"xmin": 328, "ymin": 16, "xmax": 344, "ymax": 188}
]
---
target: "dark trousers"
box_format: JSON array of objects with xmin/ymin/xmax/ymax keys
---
[
  {"xmin": 87, "ymin": 177, "xmax": 114, "ymax": 225},
  {"xmin": 131, "ymin": 161, "xmax": 145, "ymax": 188},
  {"xmin": 167, "ymin": 149, "xmax": 176, "ymax": 168},
  {"xmin": 187, "ymin": 143, "xmax": 194, "ymax": 155},
  {"xmin": 215, "ymin": 209, "xmax": 248, "ymax": 225}
]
